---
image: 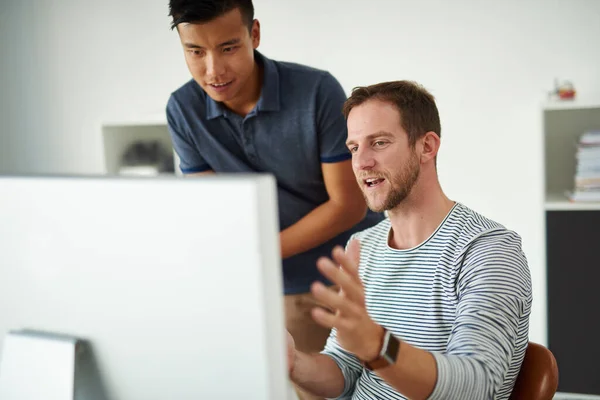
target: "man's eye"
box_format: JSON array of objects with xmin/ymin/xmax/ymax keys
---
[
  {"xmin": 374, "ymin": 141, "xmax": 386, "ymax": 147},
  {"xmin": 223, "ymin": 46, "xmax": 237, "ymax": 53},
  {"xmin": 349, "ymin": 146, "xmax": 358, "ymax": 153}
]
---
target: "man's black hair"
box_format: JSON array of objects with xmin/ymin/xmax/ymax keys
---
[{"xmin": 169, "ymin": 0, "xmax": 254, "ymax": 30}]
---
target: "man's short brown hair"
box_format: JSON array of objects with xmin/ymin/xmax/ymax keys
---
[{"xmin": 342, "ymin": 81, "xmax": 441, "ymax": 147}]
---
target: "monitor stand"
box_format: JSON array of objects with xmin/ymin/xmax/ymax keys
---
[{"xmin": 0, "ymin": 330, "xmax": 108, "ymax": 400}]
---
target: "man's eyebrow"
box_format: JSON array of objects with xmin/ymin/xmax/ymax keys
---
[
  {"xmin": 184, "ymin": 43, "xmax": 203, "ymax": 49},
  {"xmin": 218, "ymin": 38, "xmax": 241, "ymax": 47},
  {"xmin": 346, "ymin": 131, "xmax": 395, "ymax": 146},
  {"xmin": 183, "ymin": 38, "xmax": 240, "ymax": 50}
]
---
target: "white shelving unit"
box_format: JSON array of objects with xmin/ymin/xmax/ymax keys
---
[
  {"xmin": 101, "ymin": 114, "xmax": 182, "ymax": 177},
  {"xmin": 554, "ymin": 394, "xmax": 600, "ymax": 400},
  {"xmin": 544, "ymin": 97, "xmax": 600, "ymax": 111},
  {"xmin": 543, "ymin": 99, "xmax": 600, "ymax": 210},
  {"xmin": 543, "ymin": 96, "xmax": 600, "ymax": 396},
  {"xmin": 102, "ymin": 113, "xmax": 167, "ymax": 127},
  {"xmin": 545, "ymin": 193, "xmax": 600, "ymax": 211}
]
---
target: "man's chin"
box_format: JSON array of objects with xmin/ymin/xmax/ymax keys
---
[
  {"xmin": 199, "ymin": 84, "xmax": 236, "ymax": 103},
  {"xmin": 207, "ymin": 92, "xmax": 232, "ymax": 103},
  {"xmin": 365, "ymin": 199, "xmax": 387, "ymax": 214}
]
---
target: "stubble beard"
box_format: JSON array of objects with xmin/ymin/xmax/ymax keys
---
[{"xmin": 363, "ymin": 152, "xmax": 420, "ymax": 213}]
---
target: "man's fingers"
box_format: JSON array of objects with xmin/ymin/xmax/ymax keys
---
[
  {"xmin": 332, "ymin": 244, "xmax": 361, "ymax": 283},
  {"xmin": 316, "ymin": 257, "xmax": 364, "ymax": 305},
  {"xmin": 310, "ymin": 281, "xmax": 346, "ymax": 310},
  {"xmin": 346, "ymin": 239, "xmax": 361, "ymax": 276},
  {"xmin": 313, "ymin": 264, "xmax": 364, "ymax": 312},
  {"xmin": 311, "ymin": 306, "xmax": 336, "ymax": 329},
  {"xmin": 317, "ymin": 247, "xmax": 364, "ymax": 304}
]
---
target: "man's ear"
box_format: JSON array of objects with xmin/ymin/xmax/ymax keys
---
[
  {"xmin": 420, "ymin": 131, "xmax": 440, "ymax": 163},
  {"xmin": 251, "ymin": 19, "xmax": 261, "ymax": 49}
]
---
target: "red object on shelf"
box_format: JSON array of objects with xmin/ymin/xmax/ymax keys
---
[
  {"xmin": 556, "ymin": 80, "xmax": 576, "ymax": 100},
  {"xmin": 558, "ymin": 88, "xmax": 576, "ymax": 99}
]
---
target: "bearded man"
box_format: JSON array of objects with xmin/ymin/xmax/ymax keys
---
[{"xmin": 286, "ymin": 80, "xmax": 532, "ymax": 400}]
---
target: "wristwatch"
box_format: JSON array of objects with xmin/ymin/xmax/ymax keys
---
[{"xmin": 363, "ymin": 328, "xmax": 400, "ymax": 371}]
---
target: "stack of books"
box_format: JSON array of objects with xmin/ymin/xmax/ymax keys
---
[{"xmin": 569, "ymin": 130, "xmax": 600, "ymax": 202}]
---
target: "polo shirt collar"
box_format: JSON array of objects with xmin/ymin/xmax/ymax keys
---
[{"xmin": 255, "ymin": 51, "xmax": 280, "ymax": 113}]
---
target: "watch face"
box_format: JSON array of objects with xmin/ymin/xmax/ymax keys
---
[
  {"xmin": 384, "ymin": 334, "xmax": 400, "ymax": 364},
  {"xmin": 364, "ymin": 331, "xmax": 401, "ymax": 371}
]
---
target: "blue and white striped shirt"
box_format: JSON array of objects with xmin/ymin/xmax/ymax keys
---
[{"xmin": 322, "ymin": 202, "xmax": 532, "ymax": 400}]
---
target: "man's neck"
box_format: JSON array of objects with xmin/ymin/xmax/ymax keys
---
[
  {"xmin": 223, "ymin": 61, "xmax": 263, "ymax": 117},
  {"xmin": 386, "ymin": 178, "xmax": 455, "ymax": 250}
]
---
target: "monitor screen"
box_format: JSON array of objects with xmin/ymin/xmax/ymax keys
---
[{"xmin": 0, "ymin": 175, "xmax": 287, "ymax": 399}]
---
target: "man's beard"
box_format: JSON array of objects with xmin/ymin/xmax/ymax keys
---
[{"xmin": 362, "ymin": 151, "xmax": 420, "ymax": 213}]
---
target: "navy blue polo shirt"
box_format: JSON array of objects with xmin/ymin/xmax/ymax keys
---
[{"xmin": 166, "ymin": 51, "xmax": 383, "ymax": 294}]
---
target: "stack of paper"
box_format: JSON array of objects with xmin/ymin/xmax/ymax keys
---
[{"xmin": 569, "ymin": 131, "xmax": 600, "ymax": 202}]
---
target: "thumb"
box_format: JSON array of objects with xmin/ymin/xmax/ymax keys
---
[
  {"xmin": 347, "ymin": 239, "xmax": 361, "ymax": 263},
  {"xmin": 345, "ymin": 239, "xmax": 361, "ymax": 279},
  {"xmin": 286, "ymin": 331, "xmax": 296, "ymax": 376}
]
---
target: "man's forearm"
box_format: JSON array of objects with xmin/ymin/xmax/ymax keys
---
[
  {"xmin": 375, "ymin": 340, "xmax": 437, "ymax": 400},
  {"xmin": 291, "ymin": 352, "xmax": 346, "ymax": 398},
  {"xmin": 280, "ymin": 199, "xmax": 366, "ymax": 259}
]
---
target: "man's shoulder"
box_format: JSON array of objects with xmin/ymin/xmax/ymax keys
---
[
  {"xmin": 271, "ymin": 57, "xmax": 340, "ymax": 92},
  {"xmin": 451, "ymin": 203, "xmax": 507, "ymax": 235},
  {"xmin": 452, "ymin": 204, "xmax": 531, "ymax": 299},
  {"xmin": 273, "ymin": 57, "xmax": 329, "ymax": 76},
  {"xmin": 460, "ymin": 202, "xmax": 519, "ymax": 231},
  {"xmin": 450, "ymin": 203, "xmax": 524, "ymax": 260}
]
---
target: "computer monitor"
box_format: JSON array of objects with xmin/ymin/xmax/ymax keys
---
[{"xmin": 0, "ymin": 175, "xmax": 287, "ymax": 399}]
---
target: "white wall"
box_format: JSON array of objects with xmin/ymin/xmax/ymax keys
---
[
  {"xmin": 2, "ymin": 0, "xmax": 600, "ymax": 345},
  {"xmin": 0, "ymin": 0, "xmax": 51, "ymax": 172}
]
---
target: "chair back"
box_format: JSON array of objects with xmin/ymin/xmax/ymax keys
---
[{"xmin": 509, "ymin": 341, "xmax": 559, "ymax": 400}]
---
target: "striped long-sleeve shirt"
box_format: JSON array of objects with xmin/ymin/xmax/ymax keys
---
[{"xmin": 321, "ymin": 202, "xmax": 532, "ymax": 400}]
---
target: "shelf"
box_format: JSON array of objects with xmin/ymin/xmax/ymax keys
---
[
  {"xmin": 544, "ymin": 98, "xmax": 600, "ymax": 111},
  {"xmin": 544, "ymin": 107, "xmax": 600, "ymax": 198},
  {"xmin": 102, "ymin": 114, "xmax": 167, "ymax": 127},
  {"xmin": 554, "ymin": 393, "xmax": 600, "ymax": 400},
  {"xmin": 545, "ymin": 193, "xmax": 600, "ymax": 211},
  {"xmin": 101, "ymin": 122, "xmax": 180, "ymax": 177}
]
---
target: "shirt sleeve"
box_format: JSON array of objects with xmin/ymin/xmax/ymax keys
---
[
  {"xmin": 428, "ymin": 230, "xmax": 532, "ymax": 399},
  {"xmin": 321, "ymin": 328, "xmax": 364, "ymax": 399},
  {"xmin": 315, "ymin": 72, "xmax": 352, "ymax": 164},
  {"xmin": 166, "ymin": 95, "xmax": 211, "ymax": 174}
]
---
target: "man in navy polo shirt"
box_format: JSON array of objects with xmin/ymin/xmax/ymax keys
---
[{"xmin": 166, "ymin": 1, "xmax": 382, "ymax": 397}]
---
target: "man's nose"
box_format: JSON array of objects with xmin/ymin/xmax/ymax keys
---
[
  {"xmin": 206, "ymin": 54, "xmax": 226, "ymax": 78},
  {"xmin": 352, "ymin": 148, "xmax": 376, "ymax": 171}
]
